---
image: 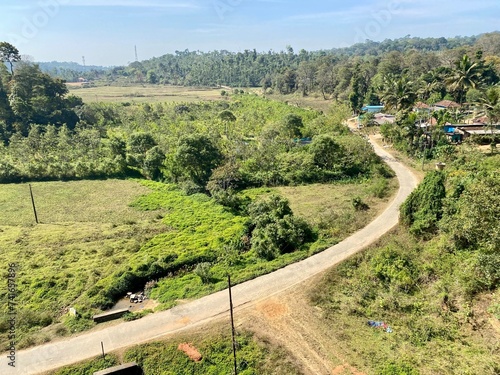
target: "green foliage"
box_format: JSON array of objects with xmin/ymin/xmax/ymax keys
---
[
  {"xmin": 0, "ymin": 42, "xmax": 21, "ymax": 74},
  {"xmin": 5, "ymin": 62, "xmax": 82, "ymax": 132},
  {"xmin": 309, "ymin": 134, "xmax": 342, "ymax": 171},
  {"xmin": 248, "ymin": 195, "xmax": 313, "ymax": 260},
  {"xmin": 371, "ymin": 244, "xmax": 417, "ymax": 292},
  {"xmin": 174, "ymin": 134, "xmax": 223, "ymax": 188},
  {"xmin": 144, "ymin": 146, "xmax": 165, "ymax": 180},
  {"xmin": 282, "ymin": 113, "xmax": 304, "ymax": 138},
  {"xmin": 0, "ymin": 124, "xmax": 127, "ymax": 182},
  {"xmin": 377, "ymin": 361, "xmax": 420, "ymax": 375},
  {"xmin": 63, "ymin": 314, "xmax": 95, "ymax": 333},
  {"xmin": 441, "ymin": 174, "xmax": 500, "ymax": 254},
  {"xmin": 400, "ymin": 171, "xmax": 446, "ymax": 236},
  {"xmin": 310, "ymin": 154, "xmax": 500, "ymax": 375}
]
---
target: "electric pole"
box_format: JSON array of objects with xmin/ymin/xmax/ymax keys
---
[{"xmin": 228, "ymin": 274, "xmax": 237, "ymax": 375}]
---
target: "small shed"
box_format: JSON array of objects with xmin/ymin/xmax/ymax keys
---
[
  {"xmin": 93, "ymin": 362, "xmax": 142, "ymax": 375},
  {"xmin": 93, "ymin": 308, "xmax": 129, "ymax": 323}
]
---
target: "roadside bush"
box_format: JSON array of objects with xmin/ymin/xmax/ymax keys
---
[
  {"xmin": 371, "ymin": 245, "xmax": 418, "ymax": 293},
  {"xmin": 400, "ymin": 171, "xmax": 446, "ymax": 237},
  {"xmin": 370, "ymin": 177, "xmax": 390, "ymax": 198}
]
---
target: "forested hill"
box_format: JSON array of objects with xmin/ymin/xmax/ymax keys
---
[
  {"xmin": 36, "ymin": 61, "xmax": 110, "ymax": 82},
  {"xmin": 103, "ymin": 32, "xmax": 500, "ymax": 90},
  {"xmin": 37, "ymin": 32, "xmax": 499, "ymax": 89}
]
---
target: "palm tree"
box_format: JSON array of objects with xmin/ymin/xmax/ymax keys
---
[
  {"xmin": 446, "ymin": 54, "xmax": 483, "ymax": 103},
  {"xmin": 379, "ymin": 74, "xmax": 416, "ymax": 113},
  {"xmin": 477, "ymin": 87, "xmax": 500, "ymax": 152},
  {"xmin": 417, "ymin": 80, "xmax": 442, "ymax": 101}
]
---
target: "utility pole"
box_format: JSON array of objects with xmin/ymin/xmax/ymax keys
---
[
  {"xmin": 135, "ymin": 45, "xmax": 138, "ymax": 62},
  {"xmin": 29, "ymin": 184, "xmax": 39, "ymax": 224},
  {"xmin": 228, "ymin": 274, "xmax": 237, "ymax": 375},
  {"xmin": 82, "ymin": 56, "xmax": 86, "ymax": 67}
]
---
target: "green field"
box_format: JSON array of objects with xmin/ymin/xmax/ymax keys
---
[
  {"xmin": 0, "ymin": 176, "xmax": 396, "ymax": 350},
  {"xmin": 49, "ymin": 326, "xmax": 300, "ymax": 375},
  {"xmin": 67, "ymin": 83, "xmax": 227, "ymax": 104}
]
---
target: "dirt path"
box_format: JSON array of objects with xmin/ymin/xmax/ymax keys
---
[
  {"xmin": 3, "ymin": 137, "xmax": 419, "ymax": 375},
  {"xmin": 240, "ymin": 275, "xmax": 367, "ymax": 375}
]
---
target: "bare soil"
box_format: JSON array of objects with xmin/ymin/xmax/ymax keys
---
[{"xmin": 238, "ymin": 276, "xmax": 367, "ymax": 375}]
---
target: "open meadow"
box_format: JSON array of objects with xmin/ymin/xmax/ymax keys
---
[
  {"xmin": 0, "ymin": 176, "xmax": 396, "ymax": 350},
  {"xmin": 66, "ymin": 83, "xmax": 226, "ymax": 104}
]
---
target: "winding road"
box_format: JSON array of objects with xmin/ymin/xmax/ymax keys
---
[{"xmin": 3, "ymin": 137, "xmax": 419, "ymax": 375}]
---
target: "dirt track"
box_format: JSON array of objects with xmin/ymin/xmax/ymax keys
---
[{"xmin": 3, "ymin": 136, "xmax": 419, "ymax": 375}]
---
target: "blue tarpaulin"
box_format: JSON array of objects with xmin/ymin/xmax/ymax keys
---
[{"xmin": 367, "ymin": 320, "xmax": 393, "ymax": 333}]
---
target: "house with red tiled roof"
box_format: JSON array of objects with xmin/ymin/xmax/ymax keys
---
[
  {"xmin": 414, "ymin": 102, "xmax": 430, "ymax": 110},
  {"xmin": 432, "ymin": 100, "xmax": 461, "ymax": 111}
]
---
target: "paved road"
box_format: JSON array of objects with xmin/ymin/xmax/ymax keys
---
[{"xmin": 3, "ymin": 139, "xmax": 418, "ymax": 374}]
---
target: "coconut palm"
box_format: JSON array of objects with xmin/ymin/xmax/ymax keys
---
[
  {"xmin": 446, "ymin": 54, "xmax": 483, "ymax": 103},
  {"xmin": 379, "ymin": 74, "xmax": 417, "ymax": 113}
]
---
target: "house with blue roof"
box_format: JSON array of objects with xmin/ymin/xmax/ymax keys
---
[{"xmin": 361, "ymin": 105, "xmax": 384, "ymax": 113}]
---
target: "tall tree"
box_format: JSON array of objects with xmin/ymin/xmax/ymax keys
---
[
  {"xmin": 445, "ymin": 54, "xmax": 483, "ymax": 103},
  {"xmin": 379, "ymin": 74, "xmax": 416, "ymax": 112},
  {"xmin": 477, "ymin": 87, "xmax": 500, "ymax": 151},
  {"xmin": 8, "ymin": 62, "xmax": 81, "ymax": 131},
  {"xmin": 0, "ymin": 42, "xmax": 21, "ymax": 75},
  {"xmin": 174, "ymin": 134, "xmax": 223, "ymax": 187}
]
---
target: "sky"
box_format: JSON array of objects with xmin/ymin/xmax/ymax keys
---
[{"xmin": 0, "ymin": 0, "xmax": 499, "ymax": 66}]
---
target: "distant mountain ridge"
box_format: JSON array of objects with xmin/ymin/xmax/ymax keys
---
[{"xmin": 37, "ymin": 61, "xmax": 110, "ymax": 73}]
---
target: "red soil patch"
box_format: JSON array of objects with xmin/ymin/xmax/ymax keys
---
[
  {"xmin": 178, "ymin": 343, "xmax": 202, "ymax": 362},
  {"xmin": 256, "ymin": 300, "xmax": 288, "ymax": 319}
]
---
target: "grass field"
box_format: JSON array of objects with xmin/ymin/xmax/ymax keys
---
[
  {"xmin": 66, "ymin": 83, "xmax": 338, "ymax": 111},
  {"xmin": 0, "ymin": 179, "xmax": 168, "ymax": 348},
  {"xmin": 67, "ymin": 83, "xmax": 226, "ymax": 104},
  {"xmin": 0, "ymin": 176, "xmax": 396, "ymax": 350}
]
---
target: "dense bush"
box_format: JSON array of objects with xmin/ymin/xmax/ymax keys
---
[
  {"xmin": 400, "ymin": 171, "xmax": 446, "ymax": 236},
  {"xmin": 248, "ymin": 195, "xmax": 314, "ymax": 260}
]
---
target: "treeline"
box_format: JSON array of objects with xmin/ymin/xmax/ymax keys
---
[
  {"xmin": 0, "ymin": 57, "xmax": 83, "ymax": 141},
  {"xmin": 103, "ymin": 33, "xmax": 500, "ymax": 101},
  {"xmin": 37, "ymin": 61, "xmax": 109, "ymax": 83},
  {"xmin": 35, "ymin": 33, "xmax": 500, "ymax": 95}
]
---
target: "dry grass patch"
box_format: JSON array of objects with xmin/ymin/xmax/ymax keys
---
[{"xmin": 67, "ymin": 84, "xmax": 225, "ymax": 104}]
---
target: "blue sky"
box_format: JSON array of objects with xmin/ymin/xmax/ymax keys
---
[{"xmin": 1, "ymin": 0, "xmax": 499, "ymax": 66}]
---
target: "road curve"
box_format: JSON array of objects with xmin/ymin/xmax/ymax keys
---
[{"xmin": 4, "ymin": 139, "xmax": 419, "ymax": 375}]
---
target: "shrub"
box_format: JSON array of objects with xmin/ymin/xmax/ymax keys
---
[
  {"xmin": 370, "ymin": 178, "xmax": 390, "ymax": 198},
  {"xmin": 248, "ymin": 195, "xmax": 313, "ymax": 259},
  {"xmin": 352, "ymin": 196, "xmax": 369, "ymax": 211},
  {"xmin": 378, "ymin": 361, "xmax": 419, "ymax": 375},
  {"xmin": 400, "ymin": 171, "xmax": 446, "ymax": 237},
  {"xmin": 194, "ymin": 262, "xmax": 213, "ymax": 284}
]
